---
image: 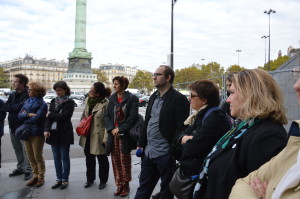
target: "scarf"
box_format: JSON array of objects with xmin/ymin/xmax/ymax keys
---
[
  {"xmin": 184, "ymin": 105, "xmax": 208, "ymax": 125},
  {"xmin": 87, "ymin": 96, "xmax": 104, "ymax": 111},
  {"xmin": 54, "ymin": 95, "xmax": 69, "ymax": 110},
  {"xmin": 193, "ymin": 118, "xmax": 261, "ymax": 198}
]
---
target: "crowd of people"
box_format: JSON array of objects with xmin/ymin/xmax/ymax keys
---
[{"xmin": 0, "ymin": 66, "xmax": 299, "ymax": 199}]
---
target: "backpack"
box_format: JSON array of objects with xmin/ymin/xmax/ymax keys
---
[
  {"xmin": 129, "ymin": 113, "xmax": 144, "ymax": 144},
  {"xmin": 202, "ymin": 107, "xmax": 234, "ymax": 129}
]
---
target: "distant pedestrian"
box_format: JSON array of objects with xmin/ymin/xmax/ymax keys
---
[
  {"xmin": 220, "ymin": 72, "xmax": 235, "ymax": 117},
  {"xmin": 19, "ymin": 81, "xmax": 48, "ymax": 187},
  {"xmin": 104, "ymin": 76, "xmax": 139, "ymax": 197},
  {"xmin": 79, "ymin": 82, "xmax": 111, "ymax": 190},
  {"xmin": 0, "ymin": 99, "xmax": 6, "ymax": 169},
  {"xmin": 44, "ymin": 81, "xmax": 75, "ymax": 189},
  {"xmin": 0, "ymin": 74, "xmax": 32, "ymax": 180}
]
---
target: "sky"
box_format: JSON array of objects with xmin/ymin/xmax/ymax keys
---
[{"xmin": 0, "ymin": 0, "xmax": 299, "ymax": 72}]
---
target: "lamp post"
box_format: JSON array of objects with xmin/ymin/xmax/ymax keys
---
[
  {"xmin": 264, "ymin": 9, "xmax": 276, "ymax": 71},
  {"xmin": 236, "ymin": 49, "xmax": 242, "ymax": 66},
  {"xmin": 201, "ymin": 58, "xmax": 205, "ymax": 66},
  {"xmin": 170, "ymin": 0, "xmax": 177, "ymax": 69},
  {"xmin": 261, "ymin": 35, "xmax": 269, "ymax": 67}
]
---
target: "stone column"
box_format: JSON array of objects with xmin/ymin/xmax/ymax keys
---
[
  {"xmin": 68, "ymin": 0, "xmax": 92, "ymax": 74},
  {"xmin": 69, "ymin": 0, "xmax": 92, "ymax": 60}
]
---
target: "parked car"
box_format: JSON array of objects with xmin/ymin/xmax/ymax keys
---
[
  {"xmin": 0, "ymin": 95, "xmax": 8, "ymax": 103},
  {"xmin": 139, "ymin": 96, "xmax": 150, "ymax": 107},
  {"xmin": 43, "ymin": 95, "xmax": 56, "ymax": 104},
  {"xmin": 78, "ymin": 91, "xmax": 89, "ymax": 98},
  {"xmin": 69, "ymin": 96, "xmax": 84, "ymax": 107},
  {"xmin": 70, "ymin": 91, "xmax": 85, "ymax": 100}
]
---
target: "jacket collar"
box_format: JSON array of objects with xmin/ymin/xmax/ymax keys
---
[{"xmin": 91, "ymin": 98, "xmax": 108, "ymax": 113}]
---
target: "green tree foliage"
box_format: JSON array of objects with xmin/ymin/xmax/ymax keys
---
[
  {"xmin": 174, "ymin": 66, "xmax": 202, "ymax": 89},
  {"xmin": 129, "ymin": 70, "xmax": 153, "ymax": 94},
  {"xmin": 258, "ymin": 55, "xmax": 290, "ymax": 71},
  {"xmin": 0, "ymin": 68, "xmax": 10, "ymax": 88},
  {"xmin": 201, "ymin": 62, "xmax": 225, "ymax": 86},
  {"xmin": 226, "ymin": 65, "xmax": 246, "ymax": 73},
  {"xmin": 174, "ymin": 62, "xmax": 225, "ymax": 88},
  {"xmin": 92, "ymin": 68, "xmax": 109, "ymax": 85}
]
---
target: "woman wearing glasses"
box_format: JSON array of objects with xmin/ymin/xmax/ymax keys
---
[
  {"xmin": 104, "ymin": 76, "xmax": 139, "ymax": 197},
  {"xmin": 171, "ymin": 80, "xmax": 231, "ymax": 199},
  {"xmin": 18, "ymin": 81, "xmax": 48, "ymax": 187}
]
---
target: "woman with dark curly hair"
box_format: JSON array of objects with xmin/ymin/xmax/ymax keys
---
[
  {"xmin": 18, "ymin": 81, "xmax": 48, "ymax": 187},
  {"xmin": 79, "ymin": 82, "xmax": 111, "ymax": 190}
]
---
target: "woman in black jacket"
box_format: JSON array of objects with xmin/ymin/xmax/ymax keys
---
[
  {"xmin": 171, "ymin": 80, "xmax": 230, "ymax": 199},
  {"xmin": 192, "ymin": 69, "xmax": 288, "ymax": 199},
  {"xmin": 177, "ymin": 80, "xmax": 230, "ymax": 177},
  {"xmin": 44, "ymin": 81, "xmax": 75, "ymax": 190},
  {"xmin": 104, "ymin": 76, "xmax": 139, "ymax": 197}
]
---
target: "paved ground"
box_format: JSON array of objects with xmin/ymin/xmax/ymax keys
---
[
  {"xmin": 0, "ymin": 106, "xmax": 161, "ymax": 199},
  {"xmin": 0, "ymin": 155, "xmax": 161, "ymax": 199}
]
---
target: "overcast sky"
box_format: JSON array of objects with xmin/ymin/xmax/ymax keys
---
[{"xmin": 0, "ymin": 0, "xmax": 299, "ymax": 72}]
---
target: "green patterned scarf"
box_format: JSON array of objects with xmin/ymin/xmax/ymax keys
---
[{"xmin": 87, "ymin": 97, "xmax": 104, "ymax": 110}]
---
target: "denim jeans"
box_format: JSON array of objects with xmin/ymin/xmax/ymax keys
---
[{"xmin": 51, "ymin": 145, "xmax": 71, "ymax": 182}]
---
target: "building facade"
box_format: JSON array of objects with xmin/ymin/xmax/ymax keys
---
[
  {"xmin": 99, "ymin": 63, "xmax": 138, "ymax": 86},
  {"xmin": 0, "ymin": 55, "xmax": 68, "ymax": 89}
]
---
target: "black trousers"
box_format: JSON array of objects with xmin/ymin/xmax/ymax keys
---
[{"xmin": 84, "ymin": 136, "xmax": 109, "ymax": 183}]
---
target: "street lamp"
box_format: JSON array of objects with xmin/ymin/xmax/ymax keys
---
[
  {"xmin": 264, "ymin": 9, "xmax": 276, "ymax": 71},
  {"xmin": 201, "ymin": 58, "xmax": 205, "ymax": 65},
  {"xmin": 236, "ymin": 49, "xmax": 242, "ymax": 66},
  {"xmin": 261, "ymin": 35, "xmax": 269, "ymax": 67},
  {"xmin": 170, "ymin": 0, "xmax": 177, "ymax": 69}
]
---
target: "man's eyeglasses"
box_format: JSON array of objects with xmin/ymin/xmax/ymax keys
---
[{"xmin": 152, "ymin": 73, "xmax": 164, "ymax": 77}]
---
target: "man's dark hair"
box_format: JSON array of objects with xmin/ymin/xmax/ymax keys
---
[
  {"xmin": 159, "ymin": 65, "xmax": 175, "ymax": 84},
  {"xmin": 14, "ymin": 74, "xmax": 29, "ymax": 86},
  {"xmin": 112, "ymin": 76, "xmax": 129, "ymax": 90},
  {"xmin": 53, "ymin": 81, "xmax": 71, "ymax": 96}
]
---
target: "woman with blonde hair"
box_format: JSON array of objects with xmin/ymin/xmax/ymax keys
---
[
  {"xmin": 18, "ymin": 81, "xmax": 48, "ymax": 187},
  {"xmin": 192, "ymin": 69, "xmax": 288, "ymax": 199}
]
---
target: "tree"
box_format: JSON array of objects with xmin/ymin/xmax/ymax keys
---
[
  {"xmin": 129, "ymin": 70, "xmax": 153, "ymax": 94},
  {"xmin": 226, "ymin": 65, "xmax": 246, "ymax": 73},
  {"xmin": 258, "ymin": 55, "xmax": 290, "ymax": 71},
  {"xmin": 92, "ymin": 68, "xmax": 109, "ymax": 85},
  {"xmin": 201, "ymin": 62, "xmax": 225, "ymax": 86},
  {"xmin": 174, "ymin": 66, "xmax": 202, "ymax": 89},
  {"xmin": 0, "ymin": 68, "xmax": 10, "ymax": 88}
]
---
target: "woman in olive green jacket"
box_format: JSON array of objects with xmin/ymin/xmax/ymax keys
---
[{"xmin": 79, "ymin": 82, "xmax": 111, "ymax": 190}]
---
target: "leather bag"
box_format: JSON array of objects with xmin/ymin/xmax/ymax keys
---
[
  {"xmin": 15, "ymin": 124, "xmax": 31, "ymax": 140},
  {"xmin": 76, "ymin": 115, "xmax": 93, "ymax": 136},
  {"xmin": 169, "ymin": 167, "xmax": 197, "ymax": 199}
]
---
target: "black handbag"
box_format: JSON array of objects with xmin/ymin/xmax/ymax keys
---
[
  {"xmin": 15, "ymin": 124, "xmax": 31, "ymax": 140},
  {"xmin": 169, "ymin": 167, "xmax": 197, "ymax": 199}
]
